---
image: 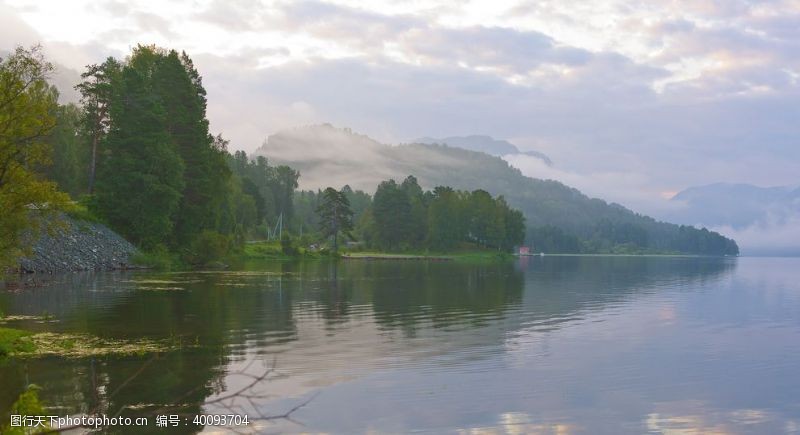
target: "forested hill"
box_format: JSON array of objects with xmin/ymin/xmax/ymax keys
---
[{"xmin": 256, "ymin": 124, "xmax": 738, "ymax": 255}]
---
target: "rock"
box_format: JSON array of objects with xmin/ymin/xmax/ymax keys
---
[{"xmin": 18, "ymin": 216, "xmax": 139, "ymax": 274}]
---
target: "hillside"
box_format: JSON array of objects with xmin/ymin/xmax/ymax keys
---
[
  {"xmin": 415, "ymin": 135, "xmax": 553, "ymax": 165},
  {"xmin": 665, "ymin": 183, "xmax": 800, "ymax": 256},
  {"xmin": 669, "ymin": 183, "xmax": 800, "ymax": 229},
  {"xmin": 256, "ymin": 124, "xmax": 738, "ymax": 255}
]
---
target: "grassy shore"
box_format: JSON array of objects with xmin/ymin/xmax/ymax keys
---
[
  {"xmin": 341, "ymin": 250, "xmax": 514, "ymax": 262},
  {"xmin": 240, "ymin": 241, "xmax": 514, "ymax": 262}
]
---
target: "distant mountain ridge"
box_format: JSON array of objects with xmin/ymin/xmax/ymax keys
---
[
  {"xmin": 415, "ymin": 135, "xmax": 553, "ymax": 165},
  {"xmin": 665, "ymin": 183, "xmax": 800, "ymax": 256},
  {"xmin": 255, "ymin": 124, "xmax": 738, "ymax": 255},
  {"xmin": 670, "ymin": 183, "xmax": 800, "ymax": 229}
]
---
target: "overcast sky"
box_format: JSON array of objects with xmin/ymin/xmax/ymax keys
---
[{"xmin": 2, "ymin": 0, "xmax": 798, "ymax": 214}]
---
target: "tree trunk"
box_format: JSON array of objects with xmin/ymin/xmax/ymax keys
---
[
  {"xmin": 333, "ymin": 214, "xmax": 338, "ymax": 253},
  {"xmin": 88, "ymin": 131, "xmax": 98, "ymax": 194}
]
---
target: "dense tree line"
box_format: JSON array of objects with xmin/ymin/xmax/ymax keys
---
[
  {"xmin": 294, "ymin": 185, "xmax": 371, "ymax": 237},
  {"xmin": 228, "ymin": 151, "xmax": 299, "ymax": 236},
  {"xmin": 381, "ymin": 142, "xmax": 739, "ymax": 255},
  {"xmin": 354, "ymin": 176, "xmax": 526, "ymax": 252},
  {"xmin": 1, "ymin": 44, "xmax": 307, "ymax": 266},
  {"xmin": 77, "ymin": 46, "xmax": 309, "ymax": 262},
  {"xmin": 1, "ymin": 45, "xmax": 738, "ymax": 267}
]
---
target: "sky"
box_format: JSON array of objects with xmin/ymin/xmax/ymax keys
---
[{"xmin": 1, "ymin": 0, "xmax": 799, "ymax": 217}]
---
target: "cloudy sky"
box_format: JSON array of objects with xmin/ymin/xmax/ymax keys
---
[{"xmin": 2, "ymin": 0, "xmax": 798, "ymax": 215}]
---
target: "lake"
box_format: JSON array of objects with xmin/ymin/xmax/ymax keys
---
[{"xmin": 2, "ymin": 256, "xmax": 799, "ymax": 434}]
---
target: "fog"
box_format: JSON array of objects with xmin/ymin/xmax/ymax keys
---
[{"xmin": 2, "ymin": 0, "xmax": 798, "ymax": 254}]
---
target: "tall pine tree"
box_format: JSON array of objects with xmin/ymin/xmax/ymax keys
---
[
  {"xmin": 93, "ymin": 57, "xmax": 184, "ymax": 249},
  {"xmin": 316, "ymin": 187, "xmax": 354, "ymax": 252}
]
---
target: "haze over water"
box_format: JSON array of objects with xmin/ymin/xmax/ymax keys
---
[{"xmin": 2, "ymin": 256, "xmax": 799, "ymax": 434}]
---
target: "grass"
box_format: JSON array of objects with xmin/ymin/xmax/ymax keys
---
[
  {"xmin": 241, "ymin": 240, "xmax": 515, "ymax": 262},
  {"xmin": 242, "ymin": 240, "xmax": 325, "ymax": 260},
  {"xmin": 63, "ymin": 202, "xmax": 103, "ymax": 224},
  {"xmin": 0, "ymin": 327, "xmax": 36, "ymax": 357},
  {"xmin": 132, "ymin": 248, "xmax": 182, "ymax": 271},
  {"xmin": 341, "ymin": 248, "xmax": 514, "ymax": 262}
]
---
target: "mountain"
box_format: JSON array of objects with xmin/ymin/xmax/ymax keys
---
[
  {"xmin": 256, "ymin": 124, "xmax": 738, "ymax": 255},
  {"xmin": 415, "ymin": 135, "xmax": 553, "ymax": 166},
  {"xmin": 666, "ymin": 183, "xmax": 800, "ymax": 256},
  {"xmin": 669, "ymin": 183, "xmax": 800, "ymax": 229}
]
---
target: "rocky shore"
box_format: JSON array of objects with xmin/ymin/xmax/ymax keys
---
[{"xmin": 18, "ymin": 217, "xmax": 139, "ymax": 273}]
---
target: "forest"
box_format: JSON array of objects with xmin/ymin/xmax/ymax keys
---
[
  {"xmin": 1, "ymin": 43, "xmax": 737, "ymax": 270},
  {"xmin": 295, "ymin": 177, "xmax": 526, "ymax": 252}
]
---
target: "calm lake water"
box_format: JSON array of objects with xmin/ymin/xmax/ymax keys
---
[{"xmin": 2, "ymin": 256, "xmax": 800, "ymax": 434}]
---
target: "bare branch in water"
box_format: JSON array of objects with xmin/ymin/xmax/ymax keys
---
[{"xmin": 41, "ymin": 355, "xmax": 316, "ymax": 434}]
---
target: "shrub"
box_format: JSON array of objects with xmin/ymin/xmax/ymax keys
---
[
  {"xmin": 0, "ymin": 327, "xmax": 35, "ymax": 357},
  {"xmin": 280, "ymin": 234, "xmax": 299, "ymax": 256},
  {"xmin": 132, "ymin": 245, "xmax": 178, "ymax": 270},
  {"xmin": 187, "ymin": 231, "xmax": 230, "ymax": 265}
]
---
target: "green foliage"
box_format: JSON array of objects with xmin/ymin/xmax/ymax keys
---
[
  {"xmin": 42, "ymin": 103, "xmax": 88, "ymax": 197},
  {"xmin": 228, "ymin": 152, "xmax": 299, "ymax": 233},
  {"xmin": 243, "ymin": 240, "xmax": 313, "ymax": 259},
  {"xmin": 63, "ymin": 200, "xmax": 102, "ymax": 224},
  {"xmin": 76, "ymin": 57, "xmax": 121, "ymax": 195},
  {"xmin": 280, "ymin": 233, "xmax": 299, "ymax": 256},
  {"xmin": 385, "ymin": 143, "xmax": 738, "ymax": 256},
  {"xmin": 0, "ymin": 45, "xmax": 70, "ymax": 270},
  {"xmin": 185, "ymin": 230, "xmax": 230, "ymax": 265},
  {"xmin": 371, "ymin": 179, "xmax": 413, "ymax": 249},
  {"xmin": 427, "ymin": 186, "xmax": 463, "ymax": 250},
  {"xmin": 360, "ymin": 176, "xmax": 526, "ymax": 252},
  {"xmin": 316, "ymin": 187, "xmax": 355, "ymax": 252},
  {"xmin": 92, "ymin": 51, "xmax": 185, "ymax": 249},
  {"xmin": 81, "ymin": 46, "xmax": 242, "ymax": 258},
  {"xmin": 131, "ymin": 245, "xmax": 180, "ymax": 270},
  {"xmin": 154, "ymin": 49, "xmax": 231, "ymax": 247},
  {"xmin": 1, "ymin": 385, "xmax": 47, "ymax": 434},
  {"xmin": 0, "ymin": 327, "xmax": 35, "ymax": 357},
  {"xmin": 528, "ymin": 225, "xmax": 582, "ymax": 253}
]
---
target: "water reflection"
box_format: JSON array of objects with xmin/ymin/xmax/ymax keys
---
[{"xmin": 3, "ymin": 256, "xmax": 799, "ymax": 434}]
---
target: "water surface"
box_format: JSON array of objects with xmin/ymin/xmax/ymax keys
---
[{"xmin": 2, "ymin": 256, "xmax": 799, "ymax": 434}]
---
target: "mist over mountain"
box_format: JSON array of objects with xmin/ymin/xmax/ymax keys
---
[
  {"xmin": 666, "ymin": 183, "xmax": 800, "ymax": 256},
  {"xmin": 415, "ymin": 135, "xmax": 553, "ymax": 166},
  {"xmin": 256, "ymin": 124, "xmax": 737, "ymax": 255}
]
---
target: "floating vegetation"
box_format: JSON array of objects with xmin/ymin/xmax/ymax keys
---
[
  {"xmin": 0, "ymin": 315, "xmax": 60, "ymax": 325},
  {"xmin": 135, "ymin": 286, "xmax": 186, "ymax": 291},
  {"xmin": 121, "ymin": 279, "xmax": 202, "ymax": 284},
  {"xmin": 172, "ymin": 271, "xmax": 288, "ymax": 276},
  {"xmin": 2, "ymin": 328, "xmax": 183, "ymax": 359},
  {"xmin": 28, "ymin": 333, "xmax": 171, "ymax": 358},
  {"xmin": 0, "ymin": 315, "xmax": 49, "ymax": 322}
]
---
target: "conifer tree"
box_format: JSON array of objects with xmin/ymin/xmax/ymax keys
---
[
  {"xmin": 93, "ymin": 60, "xmax": 184, "ymax": 249},
  {"xmin": 316, "ymin": 187, "xmax": 354, "ymax": 252}
]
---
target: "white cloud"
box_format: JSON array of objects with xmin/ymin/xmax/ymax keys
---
[{"xmin": 1, "ymin": 0, "xmax": 798, "ymax": 246}]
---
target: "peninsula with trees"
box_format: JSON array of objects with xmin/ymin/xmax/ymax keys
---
[{"xmin": 1, "ymin": 44, "xmax": 738, "ymax": 274}]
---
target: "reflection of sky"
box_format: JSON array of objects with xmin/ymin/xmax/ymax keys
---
[{"xmin": 226, "ymin": 257, "xmax": 800, "ymax": 434}]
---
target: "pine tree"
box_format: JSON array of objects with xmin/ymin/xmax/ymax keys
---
[
  {"xmin": 93, "ymin": 61, "xmax": 184, "ymax": 249},
  {"xmin": 153, "ymin": 49, "xmax": 229, "ymax": 247},
  {"xmin": 371, "ymin": 179, "xmax": 412, "ymax": 250},
  {"xmin": 316, "ymin": 187, "xmax": 354, "ymax": 253},
  {"xmin": 75, "ymin": 57, "xmax": 121, "ymax": 194}
]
